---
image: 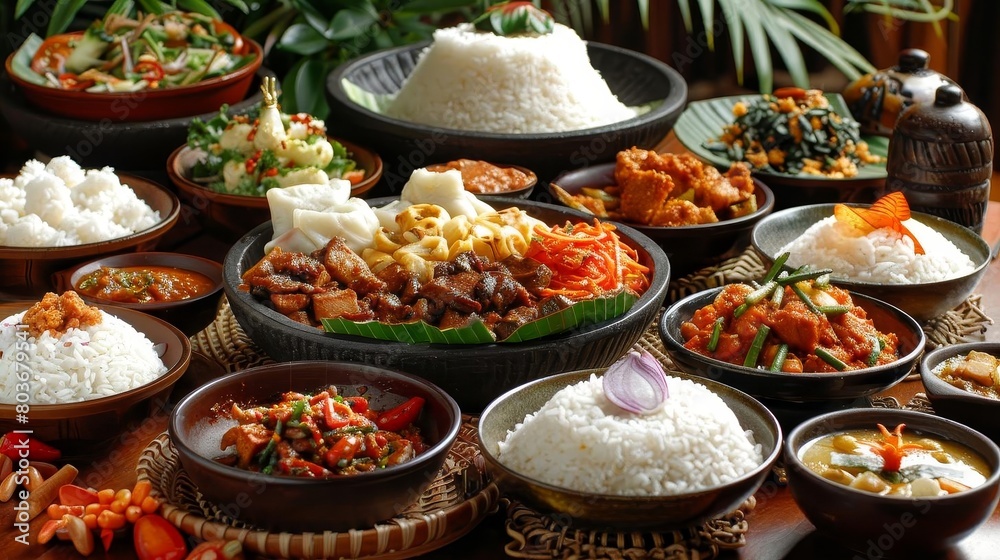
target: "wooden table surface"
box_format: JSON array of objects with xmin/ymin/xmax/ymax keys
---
[{"xmin": 2, "ymin": 159, "xmax": 999, "ymax": 560}]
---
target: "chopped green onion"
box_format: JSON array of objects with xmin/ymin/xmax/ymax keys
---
[
  {"xmin": 776, "ymin": 268, "xmax": 835, "ymax": 286},
  {"xmin": 866, "ymin": 335, "xmax": 884, "ymax": 367},
  {"xmin": 762, "ymin": 252, "xmax": 790, "ymax": 284},
  {"xmin": 815, "ymin": 347, "xmax": 849, "ymax": 371},
  {"xmin": 816, "ymin": 305, "xmax": 851, "ymax": 315},
  {"xmin": 290, "ymin": 399, "xmax": 308, "ymax": 423},
  {"xmin": 706, "ymin": 317, "xmax": 724, "ymax": 352},
  {"xmin": 743, "ymin": 325, "xmax": 770, "ymax": 368},
  {"xmin": 789, "ymin": 282, "xmax": 823, "ymax": 315},
  {"xmin": 770, "ymin": 344, "xmax": 789, "ymax": 372},
  {"xmin": 257, "ymin": 418, "xmax": 284, "ymax": 468},
  {"xmin": 734, "ymin": 280, "xmax": 778, "ymax": 318}
]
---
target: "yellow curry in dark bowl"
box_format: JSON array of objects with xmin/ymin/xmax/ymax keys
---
[
  {"xmin": 56, "ymin": 252, "xmax": 224, "ymax": 336},
  {"xmin": 920, "ymin": 342, "xmax": 1000, "ymax": 442}
]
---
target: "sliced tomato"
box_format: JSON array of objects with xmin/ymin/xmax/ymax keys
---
[
  {"xmin": 30, "ymin": 34, "xmax": 75, "ymax": 75},
  {"xmin": 342, "ymin": 170, "xmax": 366, "ymax": 185},
  {"xmin": 322, "ymin": 397, "xmax": 350, "ymax": 430},
  {"xmin": 133, "ymin": 514, "xmax": 187, "ymax": 560}
]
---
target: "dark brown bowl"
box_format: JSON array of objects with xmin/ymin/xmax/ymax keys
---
[
  {"xmin": 223, "ymin": 197, "xmax": 670, "ymax": 411},
  {"xmin": 326, "ymin": 41, "xmax": 688, "ymax": 184},
  {"xmin": 167, "ymin": 141, "xmax": 383, "ymax": 240},
  {"xmin": 53, "ymin": 252, "xmax": 224, "ymax": 337},
  {"xmin": 785, "ymin": 409, "xmax": 1000, "ymax": 556},
  {"xmin": 168, "ymin": 360, "xmax": 461, "ymax": 533},
  {"xmin": 751, "ymin": 203, "xmax": 992, "ymax": 322},
  {"xmin": 5, "ymin": 33, "xmax": 262, "ymax": 122},
  {"xmin": 547, "ymin": 162, "xmax": 775, "ymax": 276},
  {"xmin": 424, "ymin": 160, "xmax": 537, "ymax": 201},
  {"xmin": 478, "ymin": 369, "xmax": 781, "ymax": 530},
  {"xmin": 0, "ymin": 301, "xmax": 191, "ymax": 461},
  {"xmin": 0, "ymin": 173, "xmax": 181, "ymax": 298},
  {"xmin": 658, "ymin": 287, "xmax": 926, "ymax": 404},
  {"xmin": 920, "ymin": 343, "xmax": 1000, "ymax": 443}
]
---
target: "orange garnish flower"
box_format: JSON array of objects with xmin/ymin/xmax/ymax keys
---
[
  {"xmin": 834, "ymin": 192, "xmax": 925, "ymax": 255},
  {"xmin": 870, "ymin": 423, "xmax": 924, "ymax": 472}
]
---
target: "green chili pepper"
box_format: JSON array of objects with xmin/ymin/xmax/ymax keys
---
[
  {"xmin": 707, "ymin": 317, "xmax": 724, "ymax": 352},
  {"xmin": 769, "ymin": 344, "xmax": 789, "ymax": 372},
  {"xmin": 762, "ymin": 252, "xmax": 790, "ymax": 284},
  {"xmin": 743, "ymin": 325, "xmax": 770, "ymax": 368},
  {"xmin": 257, "ymin": 418, "xmax": 284, "ymax": 469},
  {"xmin": 734, "ymin": 280, "xmax": 778, "ymax": 318},
  {"xmin": 816, "ymin": 305, "xmax": 851, "ymax": 315},
  {"xmin": 290, "ymin": 399, "xmax": 308, "ymax": 423},
  {"xmin": 815, "ymin": 347, "xmax": 849, "ymax": 371},
  {"xmin": 776, "ymin": 268, "xmax": 834, "ymax": 286}
]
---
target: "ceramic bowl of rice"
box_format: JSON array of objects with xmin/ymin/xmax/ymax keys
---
[
  {"xmin": 325, "ymin": 23, "xmax": 687, "ymax": 183},
  {"xmin": 751, "ymin": 203, "xmax": 991, "ymax": 322},
  {"xmin": 0, "ymin": 292, "xmax": 191, "ymax": 460},
  {"xmin": 0, "ymin": 156, "xmax": 181, "ymax": 298},
  {"xmin": 478, "ymin": 366, "xmax": 781, "ymax": 530}
]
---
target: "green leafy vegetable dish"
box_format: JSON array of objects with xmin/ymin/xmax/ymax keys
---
[
  {"xmin": 14, "ymin": 10, "xmax": 257, "ymax": 92},
  {"xmin": 186, "ymin": 76, "xmax": 364, "ymax": 197}
]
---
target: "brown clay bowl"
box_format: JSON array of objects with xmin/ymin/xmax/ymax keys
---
[
  {"xmin": 785, "ymin": 409, "xmax": 1000, "ymax": 556},
  {"xmin": 166, "ymin": 141, "xmax": 383, "ymax": 240},
  {"xmin": 169, "ymin": 360, "xmax": 461, "ymax": 532},
  {"xmin": 53, "ymin": 252, "xmax": 224, "ymax": 336},
  {"xmin": 0, "ymin": 173, "xmax": 180, "ymax": 298},
  {"xmin": 920, "ymin": 342, "xmax": 1000, "ymax": 443},
  {"xmin": 0, "ymin": 301, "xmax": 191, "ymax": 461},
  {"xmin": 5, "ymin": 32, "xmax": 262, "ymax": 122}
]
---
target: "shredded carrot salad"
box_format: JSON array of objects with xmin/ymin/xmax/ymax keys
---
[{"xmin": 524, "ymin": 220, "xmax": 651, "ymax": 299}]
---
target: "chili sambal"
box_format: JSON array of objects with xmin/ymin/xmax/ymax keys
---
[{"xmin": 75, "ymin": 266, "xmax": 216, "ymax": 304}]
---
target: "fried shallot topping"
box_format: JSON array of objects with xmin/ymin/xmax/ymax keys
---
[{"xmin": 22, "ymin": 291, "xmax": 103, "ymax": 339}]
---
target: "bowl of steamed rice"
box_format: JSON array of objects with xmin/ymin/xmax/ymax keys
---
[
  {"xmin": 0, "ymin": 156, "xmax": 181, "ymax": 297},
  {"xmin": 477, "ymin": 354, "xmax": 781, "ymax": 530},
  {"xmin": 751, "ymin": 197, "xmax": 991, "ymax": 322},
  {"xmin": 0, "ymin": 292, "xmax": 191, "ymax": 460},
  {"xmin": 325, "ymin": 19, "xmax": 687, "ymax": 182}
]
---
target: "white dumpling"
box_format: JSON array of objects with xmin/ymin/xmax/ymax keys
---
[
  {"xmin": 23, "ymin": 172, "xmax": 74, "ymax": 228},
  {"xmin": 297, "ymin": 198, "xmax": 380, "ymax": 253},
  {"xmin": 218, "ymin": 122, "xmax": 255, "ymax": 154},
  {"xmin": 277, "ymin": 138, "xmax": 334, "ymax": 169},
  {"xmin": 45, "ymin": 156, "xmax": 86, "ymax": 187},
  {"xmin": 265, "ymin": 181, "xmax": 352, "ymax": 239},
  {"xmin": 274, "ymin": 167, "xmax": 330, "ymax": 188},
  {"xmin": 400, "ymin": 168, "xmax": 493, "ymax": 219}
]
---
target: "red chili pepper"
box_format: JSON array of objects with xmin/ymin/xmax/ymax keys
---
[
  {"xmin": 57, "ymin": 73, "xmax": 96, "ymax": 91},
  {"xmin": 343, "ymin": 396, "xmax": 368, "ymax": 414},
  {"xmin": 58, "ymin": 484, "xmax": 99, "ymax": 506},
  {"xmin": 134, "ymin": 60, "xmax": 165, "ymax": 82},
  {"xmin": 322, "ymin": 397, "xmax": 350, "ymax": 430},
  {"xmin": 772, "ymin": 86, "xmax": 807, "ymax": 100},
  {"xmin": 280, "ymin": 458, "xmax": 330, "ymax": 478},
  {"xmin": 0, "ymin": 432, "xmax": 61, "ymax": 462},
  {"xmin": 324, "ymin": 435, "xmax": 360, "ymax": 469},
  {"xmin": 245, "ymin": 150, "xmax": 262, "ymax": 174},
  {"xmin": 375, "ymin": 397, "xmax": 425, "ymax": 432}
]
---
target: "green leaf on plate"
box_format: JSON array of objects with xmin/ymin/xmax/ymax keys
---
[
  {"xmin": 10, "ymin": 34, "xmax": 47, "ymax": 86},
  {"xmin": 340, "ymin": 79, "xmax": 396, "ymax": 113},
  {"xmin": 321, "ymin": 291, "xmax": 638, "ymax": 344}
]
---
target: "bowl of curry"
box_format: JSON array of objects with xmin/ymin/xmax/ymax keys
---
[
  {"xmin": 55, "ymin": 252, "xmax": 224, "ymax": 336},
  {"xmin": 920, "ymin": 343, "xmax": 1000, "ymax": 442},
  {"xmin": 424, "ymin": 159, "xmax": 537, "ymax": 200}
]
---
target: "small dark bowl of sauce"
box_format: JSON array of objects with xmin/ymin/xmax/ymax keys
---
[
  {"xmin": 56, "ymin": 252, "xmax": 224, "ymax": 336},
  {"xmin": 425, "ymin": 159, "xmax": 537, "ymax": 200}
]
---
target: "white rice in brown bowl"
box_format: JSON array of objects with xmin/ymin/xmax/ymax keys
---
[
  {"xmin": 0, "ymin": 295, "xmax": 167, "ymax": 405},
  {"xmin": 496, "ymin": 374, "xmax": 764, "ymax": 496}
]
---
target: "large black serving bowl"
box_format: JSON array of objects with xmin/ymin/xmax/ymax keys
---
[
  {"xmin": 224, "ymin": 198, "xmax": 670, "ymax": 411},
  {"xmin": 659, "ymin": 287, "xmax": 925, "ymax": 407},
  {"xmin": 325, "ymin": 41, "xmax": 687, "ymax": 185}
]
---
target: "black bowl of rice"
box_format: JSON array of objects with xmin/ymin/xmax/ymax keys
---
[
  {"xmin": 0, "ymin": 296, "xmax": 191, "ymax": 460},
  {"xmin": 325, "ymin": 24, "xmax": 687, "ymax": 186},
  {"xmin": 478, "ymin": 368, "xmax": 782, "ymax": 530},
  {"xmin": 751, "ymin": 203, "xmax": 992, "ymax": 322}
]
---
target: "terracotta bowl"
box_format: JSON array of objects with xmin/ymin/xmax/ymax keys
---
[
  {"xmin": 223, "ymin": 197, "xmax": 670, "ymax": 411},
  {"xmin": 53, "ymin": 252, "xmax": 224, "ymax": 337},
  {"xmin": 4, "ymin": 33, "xmax": 262, "ymax": 122},
  {"xmin": 0, "ymin": 302, "xmax": 191, "ymax": 461},
  {"xmin": 478, "ymin": 369, "xmax": 782, "ymax": 530},
  {"xmin": 166, "ymin": 141, "xmax": 383, "ymax": 240},
  {"xmin": 919, "ymin": 342, "xmax": 1000, "ymax": 443},
  {"xmin": 751, "ymin": 204, "xmax": 992, "ymax": 322},
  {"xmin": 0, "ymin": 173, "xmax": 180, "ymax": 298},
  {"xmin": 659, "ymin": 287, "xmax": 926, "ymax": 405},
  {"xmin": 326, "ymin": 41, "xmax": 688, "ymax": 184},
  {"xmin": 785, "ymin": 409, "xmax": 1000, "ymax": 556},
  {"xmin": 169, "ymin": 360, "xmax": 461, "ymax": 532},
  {"xmin": 548, "ymin": 162, "xmax": 775, "ymax": 277}
]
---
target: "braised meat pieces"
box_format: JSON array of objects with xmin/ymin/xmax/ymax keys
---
[{"xmin": 241, "ymin": 237, "xmax": 560, "ymax": 340}]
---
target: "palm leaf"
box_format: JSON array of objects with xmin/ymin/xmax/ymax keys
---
[
  {"xmin": 47, "ymin": 0, "xmax": 89, "ymax": 36},
  {"xmin": 737, "ymin": 0, "xmax": 773, "ymax": 92},
  {"xmin": 760, "ymin": 2, "xmax": 809, "ymax": 87},
  {"xmin": 696, "ymin": 0, "xmax": 714, "ymax": 50},
  {"xmin": 717, "ymin": 0, "xmax": 745, "ymax": 85},
  {"xmin": 14, "ymin": 0, "xmax": 35, "ymax": 20}
]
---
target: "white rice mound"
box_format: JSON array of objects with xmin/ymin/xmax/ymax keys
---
[
  {"xmin": 497, "ymin": 374, "xmax": 763, "ymax": 496},
  {"xmin": 386, "ymin": 23, "xmax": 638, "ymax": 133},
  {"xmin": 779, "ymin": 216, "xmax": 976, "ymax": 284},
  {"xmin": 0, "ymin": 156, "xmax": 161, "ymax": 247},
  {"xmin": 0, "ymin": 310, "xmax": 168, "ymax": 404}
]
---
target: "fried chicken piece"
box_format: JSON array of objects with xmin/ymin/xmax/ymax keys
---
[{"xmin": 22, "ymin": 291, "xmax": 103, "ymax": 339}]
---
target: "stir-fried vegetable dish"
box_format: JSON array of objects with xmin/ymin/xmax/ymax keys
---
[
  {"xmin": 186, "ymin": 77, "xmax": 362, "ymax": 196},
  {"xmin": 217, "ymin": 387, "xmax": 427, "ymax": 478},
  {"xmin": 75, "ymin": 266, "xmax": 215, "ymax": 303},
  {"xmin": 680, "ymin": 253, "xmax": 899, "ymax": 372},
  {"xmin": 799, "ymin": 423, "xmax": 990, "ymax": 496},
  {"xmin": 704, "ymin": 88, "xmax": 881, "ymax": 178},
  {"xmin": 28, "ymin": 11, "xmax": 256, "ymax": 92},
  {"xmin": 933, "ymin": 351, "xmax": 1000, "ymax": 400}
]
